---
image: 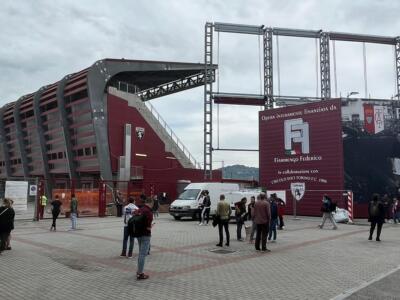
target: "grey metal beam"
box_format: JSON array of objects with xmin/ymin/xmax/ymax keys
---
[
  {"xmin": 13, "ymin": 97, "xmax": 29, "ymax": 178},
  {"xmin": 214, "ymin": 22, "xmax": 264, "ymax": 35},
  {"xmin": 204, "ymin": 22, "xmax": 214, "ymax": 180},
  {"xmin": 264, "ymin": 28, "xmax": 274, "ymax": 108},
  {"xmin": 273, "ymin": 27, "xmax": 321, "ymax": 38},
  {"xmin": 320, "ymin": 32, "xmax": 331, "ymax": 99},
  {"xmin": 33, "ymin": 86, "xmax": 53, "ymax": 195},
  {"xmin": 329, "ymin": 32, "xmax": 396, "ymax": 45},
  {"xmin": 396, "ymin": 37, "xmax": 400, "ymax": 100},
  {"xmin": 0, "ymin": 106, "xmax": 12, "ymax": 178},
  {"xmin": 56, "ymin": 75, "xmax": 79, "ymax": 182}
]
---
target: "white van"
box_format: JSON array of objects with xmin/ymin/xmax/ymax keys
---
[
  {"xmin": 226, "ymin": 189, "xmax": 262, "ymax": 213},
  {"xmin": 169, "ymin": 182, "xmax": 240, "ymax": 220}
]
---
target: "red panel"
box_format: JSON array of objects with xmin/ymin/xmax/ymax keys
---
[
  {"xmin": 107, "ymin": 93, "xmax": 222, "ymax": 201},
  {"xmin": 259, "ymin": 99, "xmax": 344, "ymax": 216}
]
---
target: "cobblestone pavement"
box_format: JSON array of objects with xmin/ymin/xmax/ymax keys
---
[{"xmin": 0, "ymin": 214, "xmax": 399, "ymax": 300}]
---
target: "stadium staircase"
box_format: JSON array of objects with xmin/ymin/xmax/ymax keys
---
[{"xmin": 108, "ymin": 85, "xmax": 200, "ymax": 169}]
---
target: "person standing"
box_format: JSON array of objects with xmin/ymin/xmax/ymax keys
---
[
  {"xmin": 115, "ymin": 191, "xmax": 123, "ymax": 217},
  {"xmin": 152, "ymin": 195, "xmax": 159, "ymax": 219},
  {"xmin": 268, "ymin": 194, "xmax": 278, "ymax": 242},
  {"xmin": 197, "ymin": 192, "xmax": 205, "ymax": 225},
  {"xmin": 134, "ymin": 194, "xmax": 153, "ymax": 280},
  {"xmin": 368, "ymin": 193, "xmax": 385, "ymax": 241},
  {"xmin": 318, "ymin": 194, "xmax": 338, "ymax": 230},
  {"xmin": 247, "ymin": 196, "xmax": 257, "ymax": 243},
  {"xmin": 277, "ymin": 197, "xmax": 286, "ymax": 230},
  {"xmin": 39, "ymin": 194, "xmax": 48, "ymax": 220},
  {"xmin": 216, "ymin": 194, "xmax": 231, "ymax": 247},
  {"xmin": 121, "ymin": 196, "xmax": 138, "ymax": 258},
  {"xmin": 0, "ymin": 198, "xmax": 15, "ymax": 254},
  {"xmin": 200, "ymin": 190, "xmax": 211, "ymax": 225},
  {"xmin": 253, "ymin": 193, "xmax": 271, "ymax": 252},
  {"xmin": 70, "ymin": 193, "xmax": 78, "ymax": 230},
  {"xmin": 50, "ymin": 195, "xmax": 62, "ymax": 231},
  {"xmin": 234, "ymin": 197, "xmax": 247, "ymax": 241}
]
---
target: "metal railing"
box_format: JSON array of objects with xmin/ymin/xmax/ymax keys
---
[{"xmin": 113, "ymin": 80, "xmax": 201, "ymax": 169}]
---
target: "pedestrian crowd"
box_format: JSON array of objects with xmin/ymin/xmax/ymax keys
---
[{"xmin": 213, "ymin": 192, "xmax": 285, "ymax": 252}]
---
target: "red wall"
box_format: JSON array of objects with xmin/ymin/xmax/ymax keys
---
[
  {"xmin": 259, "ymin": 99, "xmax": 344, "ymax": 216},
  {"xmin": 107, "ymin": 93, "xmax": 221, "ymax": 202}
]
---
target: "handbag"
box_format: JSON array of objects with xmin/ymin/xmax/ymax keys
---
[{"xmin": 212, "ymin": 215, "xmax": 220, "ymax": 227}]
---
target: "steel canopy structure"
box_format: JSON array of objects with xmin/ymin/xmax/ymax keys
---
[
  {"xmin": 203, "ymin": 22, "xmax": 400, "ymax": 179},
  {"xmin": 0, "ymin": 59, "xmax": 216, "ymax": 194}
]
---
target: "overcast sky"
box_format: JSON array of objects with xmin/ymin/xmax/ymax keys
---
[{"xmin": 1, "ymin": 0, "xmax": 400, "ymax": 168}]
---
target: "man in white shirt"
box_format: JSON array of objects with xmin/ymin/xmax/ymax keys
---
[{"xmin": 120, "ymin": 196, "xmax": 138, "ymax": 258}]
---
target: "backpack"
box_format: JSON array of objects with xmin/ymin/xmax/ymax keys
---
[
  {"xmin": 330, "ymin": 202, "xmax": 337, "ymax": 212},
  {"xmin": 369, "ymin": 201, "xmax": 380, "ymax": 218},
  {"xmin": 321, "ymin": 198, "xmax": 331, "ymax": 212},
  {"xmin": 127, "ymin": 212, "xmax": 147, "ymax": 237}
]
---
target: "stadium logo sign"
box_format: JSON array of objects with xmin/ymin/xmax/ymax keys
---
[{"xmin": 284, "ymin": 118, "xmax": 310, "ymax": 155}]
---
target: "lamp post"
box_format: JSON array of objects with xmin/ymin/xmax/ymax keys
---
[{"xmin": 347, "ymin": 91, "xmax": 359, "ymax": 98}]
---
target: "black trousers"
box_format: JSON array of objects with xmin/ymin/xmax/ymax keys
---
[
  {"xmin": 218, "ymin": 220, "xmax": 230, "ymax": 245},
  {"xmin": 0, "ymin": 232, "xmax": 9, "ymax": 252},
  {"xmin": 236, "ymin": 216, "xmax": 243, "ymax": 239},
  {"xmin": 255, "ymin": 223, "xmax": 269, "ymax": 250},
  {"xmin": 369, "ymin": 221, "xmax": 383, "ymax": 239},
  {"xmin": 278, "ymin": 215, "xmax": 284, "ymax": 228},
  {"xmin": 51, "ymin": 211, "xmax": 60, "ymax": 228}
]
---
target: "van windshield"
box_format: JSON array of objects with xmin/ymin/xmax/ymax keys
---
[{"xmin": 177, "ymin": 189, "xmax": 201, "ymax": 200}]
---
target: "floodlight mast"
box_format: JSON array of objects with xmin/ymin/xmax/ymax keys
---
[{"xmin": 204, "ymin": 22, "xmax": 400, "ymax": 180}]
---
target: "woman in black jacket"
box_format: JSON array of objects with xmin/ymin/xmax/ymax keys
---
[
  {"xmin": 0, "ymin": 198, "xmax": 15, "ymax": 253},
  {"xmin": 368, "ymin": 194, "xmax": 385, "ymax": 241}
]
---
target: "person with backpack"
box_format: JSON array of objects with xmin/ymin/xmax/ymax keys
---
[
  {"xmin": 268, "ymin": 194, "xmax": 278, "ymax": 242},
  {"xmin": 120, "ymin": 196, "xmax": 138, "ymax": 258},
  {"xmin": 200, "ymin": 190, "xmax": 211, "ymax": 225},
  {"xmin": 318, "ymin": 194, "xmax": 338, "ymax": 230},
  {"xmin": 234, "ymin": 197, "xmax": 247, "ymax": 241},
  {"xmin": 368, "ymin": 193, "xmax": 385, "ymax": 241},
  {"xmin": 130, "ymin": 194, "xmax": 153, "ymax": 280},
  {"xmin": 50, "ymin": 195, "xmax": 62, "ymax": 231},
  {"xmin": 0, "ymin": 198, "xmax": 15, "ymax": 254}
]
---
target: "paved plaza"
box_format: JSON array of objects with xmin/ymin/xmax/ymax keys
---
[{"xmin": 1, "ymin": 214, "xmax": 399, "ymax": 300}]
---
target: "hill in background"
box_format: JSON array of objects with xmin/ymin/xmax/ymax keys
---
[{"xmin": 220, "ymin": 164, "xmax": 259, "ymax": 181}]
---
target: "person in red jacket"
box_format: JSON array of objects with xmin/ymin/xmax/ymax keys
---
[{"xmin": 277, "ymin": 197, "xmax": 285, "ymax": 230}]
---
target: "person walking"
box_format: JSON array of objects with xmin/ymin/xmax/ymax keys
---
[
  {"xmin": 277, "ymin": 197, "xmax": 286, "ymax": 230},
  {"xmin": 318, "ymin": 194, "xmax": 338, "ymax": 230},
  {"xmin": 152, "ymin": 195, "xmax": 159, "ymax": 219},
  {"xmin": 253, "ymin": 193, "xmax": 271, "ymax": 252},
  {"xmin": 268, "ymin": 194, "xmax": 278, "ymax": 242},
  {"xmin": 392, "ymin": 198, "xmax": 399, "ymax": 224},
  {"xmin": 234, "ymin": 197, "xmax": 247, "ymax": 241},
  {"xmin": 39, "ymin": 194, "xmax": 48, "ymax": 220},
  {"xmin": 216, "ymin": 194, "xmax": 231, "ymax": 247},
  {"xmin": 50, "ymin": 195, "xmax": 62, "ymax": 231},
  {"xmin": 70, "ymin": 193, "xmax": 78, "ymax": 230},
  {"xmin": 133, "ymin": 194, "xmax": 153, "ymax": 280},
  {"xmin": 0, "ymin": 198, "xmax": 15, "ymax": 254},
  {"xmin": 368, "ymin": 193, "xmax": 385, "ymax": 241},
  {"xmin": 121, "ymin": 196, "xmax": 138, "ymax": 258},
  {"xmin": 200, "ymin": 190, "xmax": 211, "ymax": 225},
  {"xmin": 247, "ymin": 196, "xmax": 257, "ymax": 243}
]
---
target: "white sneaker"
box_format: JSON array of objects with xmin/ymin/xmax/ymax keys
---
[{"xmin": 198, "ymin": 223, "xmax": 203, "ymax": 226}]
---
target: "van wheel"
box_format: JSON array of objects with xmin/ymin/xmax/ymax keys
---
[{"xmin": 174, "ymin": 216, "xmax": 181, "ymax": 220}]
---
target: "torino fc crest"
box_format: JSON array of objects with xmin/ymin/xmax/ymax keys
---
[
  {"xmin": 136, "ymin": 127, "xmax": 145, "ymax": 140},
  {"xmin": 290, "ymin": 182, "xmax": 305, "ymax": 201}
]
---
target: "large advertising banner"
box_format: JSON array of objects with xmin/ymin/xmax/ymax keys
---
[{"xmin": 259, "ymin": 99, "xmax": 344, "ymax": 216}]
